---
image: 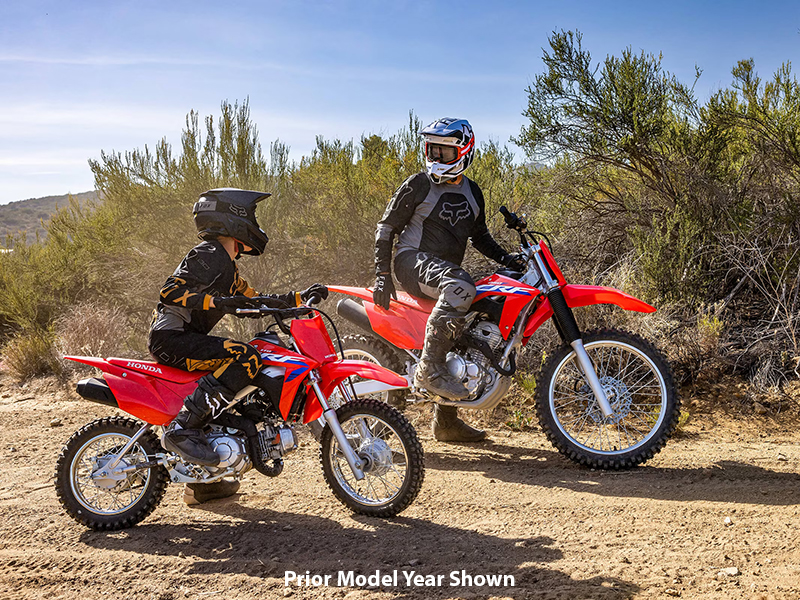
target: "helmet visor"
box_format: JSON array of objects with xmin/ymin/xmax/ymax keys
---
[{"xmin": 426, "ymin": 143, "xmax": 459, "ymax": 165}]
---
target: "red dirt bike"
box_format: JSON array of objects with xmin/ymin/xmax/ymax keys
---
[
  {"xmin": 331, "ymin": 207, "xmax": 679, "ymax": 470},
  {"xmin": 55, "ymin": 299, "xmax": 424, "ymax": 530}
]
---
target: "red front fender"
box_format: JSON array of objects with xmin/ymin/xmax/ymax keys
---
[
  {"xmin": 302, "ymin": 359, "xmax": 407, "ymax": 423},
  {"xmin": 523, "ymin": 284, "xmax": 655, "ymax": 339}
]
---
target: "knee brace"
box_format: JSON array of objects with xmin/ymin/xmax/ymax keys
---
[{"xmin": 439, "ymin": 279, "xmax": 476, "ymax": 313}]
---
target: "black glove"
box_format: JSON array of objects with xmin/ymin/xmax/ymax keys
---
[
  {"xmin": 213, "ymin": 296, "xmax": 262, "ymax": 314},
  {"xmin": 373, "ymin": 273, "xmax": 397, "ymax": 309},
  {"xmin": 502, "ymin": 253, "xmax": 527, "ymax": 272},
  {"xmin": 300, "ymin": 283, "xmax": 329, "ymax": 304}
]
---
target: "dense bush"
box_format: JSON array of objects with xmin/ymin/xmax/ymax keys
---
[
  {"xmin": 514, "ymin": 30, "xmax": 800, "ymax": 392},
  {"xmin": 0, "ymin": 33, "xmax": 798, "ymax": 402}
]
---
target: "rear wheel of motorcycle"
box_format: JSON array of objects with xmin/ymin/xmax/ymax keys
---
[
  {"xmin": 536, "ymin": 328, "xmax": 680, "ymax": 470},
  {"xmin": 54, "ymin": 417, "xmax": 169, "ymax": 530},
  {"xmin": 320, "ymin": 398, "xmax": 424, "ymax": 517}
]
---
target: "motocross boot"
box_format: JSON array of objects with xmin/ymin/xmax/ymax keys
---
[
  {"xmin": 162, "ymin": 375, "xmax": 233, "ymax": 467},
  {"xmin": 183, "ymin": 479, "xmax": 241, "ymax": 505},
  {"xmin": 432, "ymin": 404, "xmax": 487, "ymax": 442},
  {"xmin": 414, "ymin": 308, "xmax": 469, "ymax": 400}
]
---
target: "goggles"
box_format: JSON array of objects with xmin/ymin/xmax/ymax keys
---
[{"xmin": 425, "ymin": 143, "xmax": 459, "ymax": 165}]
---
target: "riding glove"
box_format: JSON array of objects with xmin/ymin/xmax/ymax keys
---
[
  {"xmin": 373, "ymin": 273, "xmax": 397, "ymax": 309},
  {"xmin": 502, "ymin": 253, "xmax": 528, "ymax": 272},
  {"xmin": 300, "ymin": 283, "xmax": 329, "ymax": 303}
]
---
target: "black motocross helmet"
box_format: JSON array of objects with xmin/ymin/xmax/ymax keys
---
[{"xmin": 192, "ymin": 188, "xmax": 270, "ymax": 256}]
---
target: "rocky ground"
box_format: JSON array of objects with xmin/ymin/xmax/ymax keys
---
[{"xmin": 0, "ymin": 373, "xmax": 799, "ymax": 600}]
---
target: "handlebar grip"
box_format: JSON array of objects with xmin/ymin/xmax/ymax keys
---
[
  {"xmin": 306, "ymin": 293, "xmax": 323, "ymax": 306},
  {"xmin": 499, "ymin": 205, "xmax": 526, "ymax": 230}
]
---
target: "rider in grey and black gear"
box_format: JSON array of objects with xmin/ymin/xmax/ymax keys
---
[{"xmin": 373, "ymin": 118, "xmax": 524, "ymax": 442}]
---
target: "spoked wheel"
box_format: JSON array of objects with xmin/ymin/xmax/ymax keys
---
[
  {"xmin": 54, "ymin": 417, "xmax": 169, "ymax": 530},
  {"xmin": 320, "ymin": 398, "xmax": 424, "ymax": 517},
  {"xmin": 536, "ymin": 328, "xmax": 680, "ymax": 469}
]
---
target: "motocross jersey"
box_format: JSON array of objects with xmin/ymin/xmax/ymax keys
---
[
  {"xmin": 375, "ymin": 172, "xmax": 508, "ymax": 273},
  {"xmin": 150, "ymin": 239, "xmax": 297, "ymax": 335}
]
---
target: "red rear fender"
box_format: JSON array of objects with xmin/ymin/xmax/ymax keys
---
[
  {"xmin": 64, "ymin": 355, "xmax": 114, "ymax": 371},
  {"xmin": 63, "ymin": 355, "xmax": 196, "ymax": 424}
]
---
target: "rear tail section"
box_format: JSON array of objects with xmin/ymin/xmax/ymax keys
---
[
  {"xmin": 329, "ymin": 285, "xmax": 431, "ymax": 350},
  {"xmin": 63, "ymin": 355, "xmax": 199, "ymax": 425}
]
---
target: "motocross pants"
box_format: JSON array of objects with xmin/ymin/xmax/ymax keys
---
[
  {"xmin": 148, "ymin": 329, "xmax": 263, "ymax": 394},
  {"xmin": 394, "ymin": 250, "xmax": 476, "ymax": 315}
]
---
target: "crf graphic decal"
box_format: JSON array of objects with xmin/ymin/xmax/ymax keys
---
[
  {"xmin": 440, "ymin": 201, "xmax": 471, "ymax": 226},
  {"xmin": 260, "ymin": 351, "xmax": 309, "ymax": 382},
  {"xmin": 476, "ymin": 284, "xmax": 535, "ymax": 297}
]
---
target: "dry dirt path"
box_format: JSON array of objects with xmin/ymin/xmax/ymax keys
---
[{"xmin": 0, "ymin": 376, "xmax": 799, "ymax": 600}]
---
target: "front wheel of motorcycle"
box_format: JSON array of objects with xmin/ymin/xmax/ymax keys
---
[
  {"xmin": 320, "ymin": 398, "xmax": 424, "ymax": 517},
  {"xmin": 536, "ymin": 328, "xmax": 680, "ymax": 470},
  {"xmin": 54, "ymin": 416, "xmax": 169, "ymax": 530}
]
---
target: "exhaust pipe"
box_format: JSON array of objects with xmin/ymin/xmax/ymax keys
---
[
  {"xmin": 76, "ymin": 377, "xmax": 119, "ymax": 408},
  {"xmin": 336, "ymin": 298, "xmax": 376, "ymax": 336}
]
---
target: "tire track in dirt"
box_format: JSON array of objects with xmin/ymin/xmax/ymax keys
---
[{"xmin": 1, "ymin": 376, "xmax": 799, "ymax": 599}]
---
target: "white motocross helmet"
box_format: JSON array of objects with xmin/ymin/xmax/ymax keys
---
[{"xmin": 420, "ymin": 117, "xmax": 475, "ymax": 183}]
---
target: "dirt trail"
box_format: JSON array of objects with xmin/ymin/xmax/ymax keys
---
[{"xmin": 0, "ymin": 375, "xmax": 799, "ymax": 600}]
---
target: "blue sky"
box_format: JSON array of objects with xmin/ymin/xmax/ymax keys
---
[{"xmin": 0, "ymin": 0, "xmax": 798, "ymax": 204}]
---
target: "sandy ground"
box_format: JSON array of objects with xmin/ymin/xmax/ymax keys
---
[{"xmin": 0, "ymin": 374, "xmax": 799, "ymax": 600}]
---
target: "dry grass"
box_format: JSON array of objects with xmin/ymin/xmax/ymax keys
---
[
  {"xmin": 1, "ymin": 330, "xmax": 63, "ymax": 381},
  {"xmin": 53, "ymin": 301, "xmax": 132, "ymax": 376}
]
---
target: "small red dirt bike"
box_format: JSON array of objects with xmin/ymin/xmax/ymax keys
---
[
  {"xmin": 331, "ymin": 207, "xmax": 679, "ymax": 470},
  {"xmin": 55, "ymin": 300, "xmax": 424, "ymax": 530}
]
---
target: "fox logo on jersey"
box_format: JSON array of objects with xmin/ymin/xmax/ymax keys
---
[{"xmin": 440, "ymin": 201, "xmax": 471, "ymax": 226}]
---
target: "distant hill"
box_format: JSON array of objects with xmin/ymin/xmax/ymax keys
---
[{"xmin": 0, "ymin": 191, "xmax": 98, "ymax": 243}]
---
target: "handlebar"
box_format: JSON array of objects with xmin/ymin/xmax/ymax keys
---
[
  {"xmin": 499, "ymin": 206, "xmax": 527, "ymax": 231},
  {"xmin": 233, "ymin": 292, "xmax": 323, "ymax": 317},
  {"xmin": 498, "ymin": 206, "xmax": 553, "ymax": 250},
  {"xmin": 235, "ymin": 305, "xmax": 314, "ymax": 317},
  {"xmin": 305, "ymin": 292, "xmax": 323, "ymax": 306}
]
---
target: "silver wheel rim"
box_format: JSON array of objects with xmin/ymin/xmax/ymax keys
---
[
  {"xmin": 549, "ymin": 340, "xmax": 668, "ymax": 456},
  {"xmin": 70, "ymin": 433, "xmax": 150, "ymax": 515},
  {"xmin": 327, "ymin": 414, "xmax": 408, "ymax": 506}
]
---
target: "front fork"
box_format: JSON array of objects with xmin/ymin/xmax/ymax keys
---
[
  {"xmin": 547, "ymin": 289, "xmax": 615, "ymax": 418},
  {"xmin": 309, "ymin": 371, "xmax": 366, "ymax": 481}
]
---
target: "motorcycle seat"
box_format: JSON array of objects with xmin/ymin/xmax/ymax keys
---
[
  {"xmin": 107, "ymin": 358, "xmax": 204, "ymax": 383},
  {"xmin": 384, "ymin": 289, "xmax": 436, "ymax": 312}
]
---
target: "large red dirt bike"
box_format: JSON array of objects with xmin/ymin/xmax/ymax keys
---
[
  {"xmin": 55, "ymin": 299, "xmax": 424, "ymax": 530},
  {"xmin": 331, "ymin": 207, "xmax": 679, "ymax": 470}
]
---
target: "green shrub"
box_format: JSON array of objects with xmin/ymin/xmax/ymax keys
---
[{"xmin": 2, "ymin": 330, "xmax": 62, "ymax": 381}]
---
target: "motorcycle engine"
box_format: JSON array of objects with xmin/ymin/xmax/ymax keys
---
[
  {"xmin": 257, "ymin": 423, "xmax": 298, "ymax": 460},
  {"xmin": 471, "ymin": 320, "xmax": 506, "ymax": 356},
  {"xmin": 206, "ymin": 429, "xmax": 250, "ymax": 474},
  {"xmin": 446, "ymin": 321, "xmax": 506, "ymax": 396}
]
